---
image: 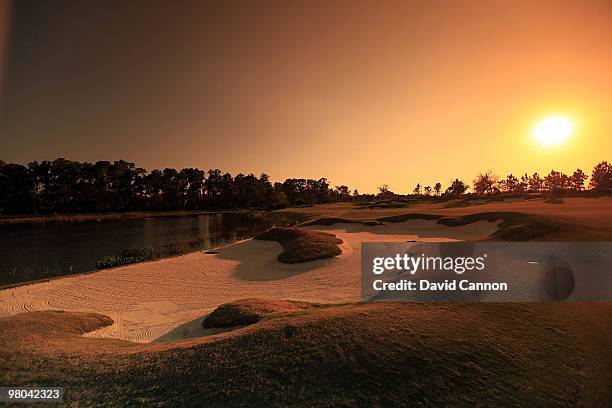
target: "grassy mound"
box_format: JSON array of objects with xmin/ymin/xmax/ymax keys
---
[
  {"xmin": 368, "ymin": 202, "xmax": 411, "ymax": 209},
  {"xmin": 378, "ymin": 213, "xmax": 442, "ymax": 223},
  {"xmin": 1, "ymin": 310, "xmax": 113, "ymax": 338},
  {"xmin": 301, "ymin": 217, "xmax": 384, "ymax": 227},
  {"xmin": 300, "ymin": 210, "xmax": 577, "ymax": 241},
  {"xmin": 438, "ymin": 211, "xmax": 562, "ymax": 241},
  {"xmin": 301, "ymin": 213, "xmax": 443, "ymax": 226},
  {"xmin": 354, "ymin": 199, "xmax": 419, "ymax": 209},
  {"xmin": 255, "ymin": 227, "xmax": 342, "ymax": 263},
  {"xmin": 443, "ymin": 199, "xmax": 475, "ymax": 208},
  {"xmin": 203, "ymin": 298, "xmax": 321, "ymax": 328},
  {"xmin": 300, "ymin": 216, "xmax": 358, "ymax": 226},
  {"xmin": 361, "ymin": 220, "xmax": 383, "ymax": 226},
  {"xmin": 2, "ymin": 303, "xmax": 611, "ymax": 406}
]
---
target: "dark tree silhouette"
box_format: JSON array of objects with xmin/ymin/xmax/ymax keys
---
[
  {"xmin": 378, "ymin": 184, "xmax": 392, "ymax": 199},
  {"xmin": 473, "ymin": 171, "xmax": 499, "ymax": 196},
  {"xmin": 433, "ymin": 182, "xmax": 442, "ymax": 196},
  {"xmin": 570, "ymin": 169, "xmax": 588, "ymax": 192},
  {"xmin": 544, "ymin": 170, "xmax": 570, "ymax": 193},
  {"xmin": 519, "ymin": 173, "xmax": 529, "ymax": 193},
  {"xmin": 500, "ymin": 174, "xmax": 520, "ymax": 193},
  {"xmin": 445, "ymin": 179, "xmax": 468, "ymax": 197},
  {"xmin": 0, "ymin": 158, "xmax": 353, "ymax": 214},
  {"xmin": 334, "ymin": 185, "xmax": 351, "ymax": 201},
  {"xmin": 528, "ymin": 173, "xmax": 544, "ymax": 192},
  {"xmin": 589, "ymin": 161, "xmax": 612, "ymax": 193},
  {"xmin": 0, "ymin": 158, "xmax": 609, "ymax": 215},
  {"xmin": 413, "ymin": 183, "xmax": 421, "ymax": 196},
  {"xmin": 0, "ymin": 163, "xmax": 34, "ymax": 214}
]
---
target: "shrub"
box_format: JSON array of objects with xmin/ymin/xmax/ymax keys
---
[{"xmin": 255, "ymin": 227, "xmax": 342, "ymax": 263}]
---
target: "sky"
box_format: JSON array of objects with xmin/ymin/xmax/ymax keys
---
[{"xmin": 0, "ymin": 0, "xmax": 610, "ymax": 194}]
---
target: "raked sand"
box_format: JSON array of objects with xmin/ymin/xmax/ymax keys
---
[{"xmin": 0, "ymin": 220, "xmax": 500, "ymax": 342}]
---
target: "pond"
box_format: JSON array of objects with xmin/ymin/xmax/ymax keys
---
[{"xmin": 0, "ymin": 213, "xmax": 273, "ymax": 285}]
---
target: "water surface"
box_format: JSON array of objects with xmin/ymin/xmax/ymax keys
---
[{"xmin": 0, "ymin": 213, "xmax": 272, "ymax": 285}]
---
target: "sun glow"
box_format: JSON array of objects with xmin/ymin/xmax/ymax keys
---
[{"xmin": 532, "ymin": 116, "xmax": 574, "ymax": 147}]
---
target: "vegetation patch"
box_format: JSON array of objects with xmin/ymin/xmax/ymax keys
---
[
  {"xmin": 253, "ymin": 210, "xmax": 311, "ymax": 227},
  {"xmin": 361, "ymin": 220, "xmax": 383, "ymax": 226},
  {"xmin": 96, "ymin": 239, "xmax": 209, "ymax": 269},
  {"xmin": 202, "ymin": 298, "xmax": 322, "ymax": 328},
  {"xmin": 351, "ymin": 199, "xmax": 417, "ymax": 209},
  {"xmin": 255, "ymin": 227, "xmax": 343, "ymax": 263},
  {"xmin": 299, "ymin": 210, "xmax": 569, "ymax": 241},
  {"xmin": 2, "ymin": 303, "xmax": 611, "ymax": 406},
  {"xmin": 368, "ymin": 202, "xmax": 411, "ymax": 209},
  {"xmin": 437, "ymin": 211, "xmax": 562, "ymax": 241},
  {"xmin": 301, "ymin": 214, "xmax": 443, "ymax": 227},
  {"xmin": 443, "ymin": 199, "xmax": 476, "ymax": 208},
  {"xmin": 378, "ymin": 213, "xmax": 442, "ymax": 223},
  {"xmin": 300, "ymin": 217, "xmax": 358, "ymax": 226}
]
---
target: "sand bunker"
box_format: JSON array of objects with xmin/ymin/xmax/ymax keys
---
[{"xmin": 0, "ymin": 219, "xmax": 499, "ymax": 342}]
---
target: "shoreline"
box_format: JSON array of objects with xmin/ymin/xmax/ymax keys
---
[
  {"xmin": 0, "ymin": 210, "xmax": 309, "ymax": 289},
  {"xmin": 0, "ymin": 219, "xmax": 501, "ymax": 343},
  {"xmin": 0, "ymin": 209, "xmax": 255, "ymax": 225},
  {"xmin": 0, "ymin": 236, "xmax": 256, "ymax": 292}
]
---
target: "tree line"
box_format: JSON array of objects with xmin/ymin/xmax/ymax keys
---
[
  {"xmin": 0, "ymin": 158, "xmax": 353, "ymax": 214},
  {"xmin": 403, "ymin": 161, "xmax": 611, "ymax": 198},
  {"xmin": 1, "ymin": 158, "xmax": 610, "ymax": 215}
]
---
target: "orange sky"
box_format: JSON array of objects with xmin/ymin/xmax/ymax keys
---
[{"xmin": 0, "ymin": 0, "xmax": 610, "ymax": 193}]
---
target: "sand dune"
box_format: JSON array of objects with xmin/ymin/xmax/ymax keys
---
[{"xmin": 0, "ymin": 219, "xmax": 499, "ymax": 342}]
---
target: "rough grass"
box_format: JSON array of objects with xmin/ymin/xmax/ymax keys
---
[
  {"xmin": 302, "ymin": 211, "xmax": 576, "ymax": 241},
  {"xmin": 351, "ymin": 199, "xmax": 420, "ymax": 209},
  {"xmin": 0, "ymin": 210, "xmax": 259, "ymax": 225},
  {"xmin": 378, "ymin": 213, "xmax": 442, "ymax": 223},
  {"xmin": 437, "ymin": 211, "xmax": 562, "ymax": 241},
  {"xmin": 1, "ymin": 302, "xmax": 611, "ymax": 406},
  {"xmin": 286, "ymin": 198, "xmax": 612, "ymax": 241},
  {"xmin": 301, "ymin": 214, "xmax": 442, "ymax": 226},
  {"xmin": 203, "ymin": 298, "xmax": 323, "ymax": 328},
  {"xmin": 256, "ymin": 210, "xmax": 311, "ymax": 227},
  {"xmin": 300, "ymin": 216, "xmax": 359, "ymax": 226},
  {"xmin": 96, "ymin": 239, "xmax": 208, "ymax": 269},
  {"xmin": 443, "ymin": 199, "xmax": 475, "ymax": 208},
  {"xmin": 255, "ymin": 227, "xmax": 343, "ymax": 263}
]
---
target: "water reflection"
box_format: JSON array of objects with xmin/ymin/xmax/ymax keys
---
[{"xmin": 0, "ymin": 213, "xmax": 271, "ymax": 285}]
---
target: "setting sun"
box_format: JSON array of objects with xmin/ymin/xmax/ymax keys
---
[{"xmin": 532, "ymin": 116, "xmax": 574, "ymax": 147}]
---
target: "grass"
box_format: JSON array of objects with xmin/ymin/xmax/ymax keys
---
[
  {"xmin": 0, "ymin": 209, "xmax": 251, "ymax": 225},
  {"xmin": 437, "ymin": 211, "xmax": 563, "ymax": 241},
  {"xmin": 203, "ymin": 298, "xmax": 323, "ymax": 328},
  {"xmin": 96, "ymin": 239, "xmax": 209, "ymax": 269},
  {"xmin": 300, "ymin": 216, "xmax": 360, "ymax": 226},
  {"xmin": 378, "ymin": 213, "xmax": 443, "ymax": 223},
  {"xmin": 299, "ymin": 210, "xmax": 582, "ymax": 241},
  {"xmin": 1, "ymin": 302, "xmax": 610, "ymax": 406},
  {"xmin": 300, "ymin": 213, "xmax": 443, "ymax": 227},
  {"xmin": 0, "ymin": 209, "xmax": 311, "ymax": 226},
  {"xmin": 255, "ymin": 227, "xmax": 343, "ymax": 263},
  {"xmin": 255, "ymin": 210, "xmax": 311, "ymax": 227},
  {"xmin": 285, "ymin": 197, "xmax": 612, "ymax": 241}
]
